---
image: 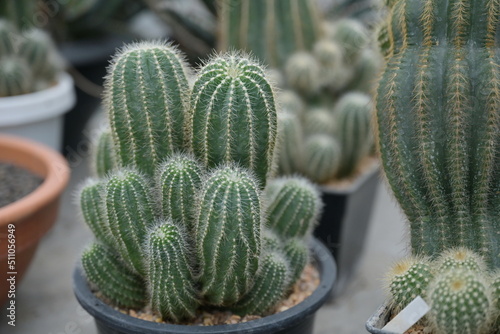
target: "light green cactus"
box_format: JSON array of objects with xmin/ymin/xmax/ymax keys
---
[
  {"xmin": 146, "ymin": 222, "xmax": 199, "ymax": 322},
  {"xmin": 333, "ymin": 92, "xmax": 373, "ymax": 178},
  {"xmin": 0, "ymin": 58, "xmax": 32, "ymax": 97},
  {"xmin": 189, "ymin": 53, "xmax": 277, "ymax": 188},
  {"xmin": 104, "ymin": 41, "xmax": 191, "ymax": 177},
  {"xmin": 303, "ymin": 134, "xmax": 342, "ymax": 184},
  {"xmin": 82, "ymin": 243, "xmax": 147, "ymax": 309},
  {"xmin": 80, "ymin": 42, "xmax": 321, "ymax": 322},
  {"xmin": 218, "ymin": 0, "xmax": 322, "ymax": 68},
  {"xmin": 284, "ymin": 51, "xmax": 322, "ymax": 96},
  {"xmin": 326, "ymin": 18, "xmax": 368, "ymax": 63},
  {"xmin": 276, "ymin": 111, "xmax": 305, "ymax": 176},
  {"xmin": 195, "ymin": 165, "xmax": 261, "ymax": 306},
  {"xmin": 303, "ymin": 107, "xmax": 336, "ymax": 136},
  {"xmin": 434, "ymin": 248, "xmax": 486, "ymax": 273}
]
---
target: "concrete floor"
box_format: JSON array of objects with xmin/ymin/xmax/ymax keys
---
[{"xmin": 0, "ymin": 116, "xmax": 409, "ymax": 334}]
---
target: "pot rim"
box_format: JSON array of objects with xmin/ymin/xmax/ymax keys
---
[
  {"xmin": 73, "ymin": 238, "xmax": 336, "ymax": 333},
  {"xmin": 319, "ymin": 160, "xmax": 380, "ymax": 195},
  {"xmin": 365, "ymin": 302, "xmax": 396, "ymax": 334},
  {"xmin": 0, "ymin": 135, "xmax": 70, "ymax": 225}
]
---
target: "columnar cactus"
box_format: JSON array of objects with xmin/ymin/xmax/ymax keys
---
[
  {"xmin": 277, "ymin": 111, "xmax": 304, "ymax": 175},
  {"xmin": 189, "ymin": 54, "xmax": 277, "ymax": 187},
  {"xmin": 0, "ymin": 19, "xmax": 62, "ymax": 97},
  {"xmin": 218, "ymin": 0, "xmax": 322, "ymax": 67},
  {"xmin": 376, "ymin": 0, "xmax": 500, "ymax": 267},
  {"xmin": 79, "ymin": 42, "xmax": 322, "ymax": 322},
  {"xmin": 303, "ymin": 134, "xmax": 342, "ymax": 184},
  {"xmin": 104, "ymin": 42, "xmax": 190, "ymax": 177},
  {"xmin": 195, "ymin": 165, "xmax": 261, "ymax": 305}
]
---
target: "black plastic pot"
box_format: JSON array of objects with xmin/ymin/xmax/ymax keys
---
[
  {"xmin": 73, "ymin": 238, "xmax": 336, "ymax": 334},
  {"xmin": 314, "ymin": 162, "xmax": 380, "ymax": 297},
  {"xmin": 59, "ymin": 34, "xmax": 130, "ymax": 156},
  {"xmin": 365, "ymin": 303, "xmax": 395, "ymax": 334}
]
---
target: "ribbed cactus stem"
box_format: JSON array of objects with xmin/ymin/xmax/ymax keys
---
[
  {"xmin": 385, "ymin": 257, "xmax": 433, "ymax": 312},
  {"xmin": 427, "ymin": 268, "xmax": 492, "ymax": 334},
  {"xmin": 18, "ymin": 29, "xmax": 59, "ymax": 84},
  {"xmin": 262, "ymin": 228, "xmax": 282, "ymax": 252},
  {"xmin": 189, "ymin": 53, "xmax": 277, "ymax": 188},
  {"xmin": 303, "ymin": 134, "xmax": 342, "ymax": 184},
  {"xmin": 327, "ymin": 19, "xmax": 368, "ymax": 63},
  {"xmin": 82, "ymin": 243, "xmax": 147, "ymax": 309},
  {"xmin": 277, "ymin": 90, "xmax": 304, "ymax": 116},
  {"xmin": 146, "ymin": 222, "xmax": 199, "ymax": 321},
  {"xmin": 434, "ymin": 248, "xmax": 486, "ymax": 273},
  {"xmin": 157, "ymin": 154, "xmax": 203, "ymax": 231},
  {"xmin": 0, "ymin": 57, "xmax": 33, "ymax": 97},
  {"xmin": 284, "ymin": 52, "xmax": 321, "ymax": 96},
  {"xmin": 104, "ymin": 41, "xmax": 190, "ymax": 176},
  {"xmin": 218, "ymin": 0, "xmax": 322, "ymax": 67},
  {"xmin": 276, "ymin": 111, "xmax": 304, "ymax": 175},
  {"xmin": 376, "ymin": 0, "xmax": 500, "ymax": 265},
  {"xmin": 265, "ymin": 176, "xmax": 321, "ymax": 237},
  {"xmin": 283, "ymin": 238, "xmax": 309, "ymax": 286},
  {"xmin": 334, "ymin": 92, "xmax": 373, "ymax": 178},
  {"xmin": 104, "ymin": 170, "xmax": 155, "ymax": 275},
  {"xmin": 93, "ymin": 129, "xmax": 117, "ymax": 178},
  {"xmin": 233, "ymin": 251, "xmax": 289, "ymax": 316},
  {"xmin": 79, "ymin": 179, "xmax": 110, "ymax": 246},
  {"xmin": 195, "ymin": 165, "xmax": 262, "ymax": 306},
  {"xmin": 303, "ymin": 107, "xmax": 336, "ymax": 135}
]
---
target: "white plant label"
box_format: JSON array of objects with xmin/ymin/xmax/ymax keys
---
[{"xmin": 382, "ymin": 296, "xmax": 430, "ymax": 334}]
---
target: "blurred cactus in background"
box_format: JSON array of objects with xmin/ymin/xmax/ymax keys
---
[
  {"xmin": 0, "ymin": 18, "xmax": 62, "ymax": 97},
  {"xmin": 78, "ymin": 41, "xmax": 322, "ymax": 322}
]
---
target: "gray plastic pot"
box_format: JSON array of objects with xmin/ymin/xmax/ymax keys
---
[
  {"xmin": 73, "ymin": 238, "xmax": 336, "ymax": 334},
  {"xmin": 314, "ymin": 162, "xmax": 380, "ymax": 297},
  {"xmin": 365, "ymin": 303, "xmax": 396, "ymax": 334}
]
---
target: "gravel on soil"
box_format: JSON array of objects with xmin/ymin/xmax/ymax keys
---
[{"xmin": 0, "ymin": 162, "xmax": 44, "ymax": 208}]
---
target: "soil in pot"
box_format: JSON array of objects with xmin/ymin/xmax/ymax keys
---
[
  {"xmin": 0, "ymin": 162, "xmax": 43, "ymax": 208},
  {"xmin": 92, "ymin": 264, "xmax": 319, "ymax": 326}
]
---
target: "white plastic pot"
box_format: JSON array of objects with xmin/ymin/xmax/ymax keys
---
[{"xmin": 0, "ymin": 73, "xmax": 76, "ymax": 150}]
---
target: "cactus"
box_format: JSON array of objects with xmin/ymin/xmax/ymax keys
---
[
  {"xmin": 303, "ymin": 107, "xmax": 336, "ymax": 136},
  {"xmin": 79, "ymin": 42, "xmax": 322, "ymax": 322},
  {"xmin": 326, "ymin": 19, "xmax": 368, "ymax": 63},
  {"xmin": 195, "ymin": 165, "xmax": 262, "ymax": 306},
  {"xmin": 93, "ymin": 129, "xmax": 117, "ymax": 178},
  {"xmin": 189, "ymin": 53, "xmax": 277, "ymax": 188},
  {"xmin": 104, "ymin": 170, "xmax": 155, "ymax": 275},
  {"xmin": 147, "ymin": 222, "xmax": 199, "ymax": 321},
  {"xmin": 82, "ymin": 243, "xmax": 147, "ymax": 308},
  {"xmin": 104, "ymin": 41, "xmax": 190, "ymax": 177},
  {"xmin": 218, "ymin": 0, "xmax": 322, "ymax": 68},
  {"xmin": 265, "ymin": 176, "xmax": 321, "ymax": 238},
  {"xmin": 435, "ymin": 248, "xmax": 486, "ymax": 273},
  {"xmin": 0, "ymin": 58, "xmax": 32, "ymax": 97},
  {"xmin": 284, "ymin": 52, "xmax": 322, "ymax": 96},
  {"xmin": 233, "ymin": 251, "xmax": 290, "ymax": 316},
  {"xmin": 283, "ymin": 238, "xmax": 309, "ymax": 285},
  {"xmin": 376, "ymin": 0, "xmax": 500, "ymax": 266},
  {"xmin": 334, "ymin": 92, "xmax": 373, "ymax": 178},
  {"xmin": 385, "ymin": 257, "xmax": 433, "ymax": 312},
  {"xmin": 427, "ymin": 267, "xmax": 492, "ymax": 334},
  {"xmin": 276, "ymin": 111, "xmax": 305, "ymax": 175},
  {"xmin": 158, "ymin": 154, "xmax": 203, "ymax": 231},
  {"xmin": 277, "ymin": 90, "xmax": 304, "ymax": 116},
  {"xmin": 303, "ymin": 134, "xmax": 342, "ymax": 184},
  {"xmin": 0, "ymin": 19, "xmax": 63, "ymax": 97}
]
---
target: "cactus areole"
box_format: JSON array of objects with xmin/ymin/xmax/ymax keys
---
[{"xmin": 376, "ymin": 0, "xmax": 500, "ymax": 268}]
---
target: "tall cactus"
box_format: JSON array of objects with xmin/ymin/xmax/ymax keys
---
[
  {"xmin": 195, "ymin": 165, "xmax": 262, "ymax": 306},
  {"xmin": 376, "ymin": 0, "xmax": 500, "ymax": 266},
  {"xmin": 189, "ymin": 53, "xmax": 277, "ymax": 187},
  {"xmin": 104, "ymin": 41, "xmax": 190, "ymax": 176},
  {"xmin": 218, "ymin": 0, "xmax": 322, "ymax": 67}
]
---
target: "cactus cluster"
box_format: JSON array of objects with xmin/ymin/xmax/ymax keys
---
[
  {"xmin": 386, "ymin": 249, "xmax": 498, "ymax": 334},
  {"xmin": 0, "ymin": 19, "xmax": 62, "ymax": 97},
  {"xmin": 79, "ymin": 42, "xmax": 322, "ymax": 322}
]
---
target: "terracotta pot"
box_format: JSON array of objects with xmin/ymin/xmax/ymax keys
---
[{"xmin": 0, "ymin": 135, "xmax": 70, "ymax": 306}]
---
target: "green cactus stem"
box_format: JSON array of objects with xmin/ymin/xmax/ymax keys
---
[
  {"xmin": 276, "ymin": 111, "xmax": 304, "ymax": 175},
  {"xmin": 0, "ymin": 58, "xmax": 32, "ymax": 97},
  {"xmin": 82, "ymin": 243, "xmax": 147, "ymax": 309},
  {"xmin": 93, "ymin": 129, "xmax": 117, "ymax": 178},
  {"xmin": 284, "ymin": 51, "xmax": 321, "ymax": 96},
  {"xmin": 434, "ymin": 248, "xmax": 486, "ymax": 273},
  {"xmin": 146, "ymin": 222, "xmax": 199, "ymax": 322},
  {"xmin": 104, "ymin": 170, "xmax": 155, "ymax": 275},
  {"xmin": 303, "ymin": 107, "xmax": 336, "ymax": 136},
  {"xmin": 303, "ymin": 134, "xmax": 342, "ymax": 184},
  {"xmin": 195, "ymin": 165, "xmax": 262, "ymax": 306},
  {"xmin": 283, "ymin": 238, "xmax": 309, "ymax": 286},
  {"xmin": 79, "ymin": 179, "xmax": 110, "ymax": 246},
  {"xmin": 189, "ymin": 53, "xmax": 277, "ymax": 188},
  {"xmin": 265, "ymin": 176, "xmax": 321, "ymax": 237},
  {"xmin": 157, "ymin": 154, "xmax": 203, "ymax": 230},
  {"xmin": 104, "ymin": 41, "xmax": 190, "ymax": 176}
]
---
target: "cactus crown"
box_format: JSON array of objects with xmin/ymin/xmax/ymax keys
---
[
  {"xmin": 0, "ymin": 19, "xmax": 62, "ymax": 97},
  {"xmin": 79, "ymin": 41, "xmax": 322, "ymax": 322}
]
